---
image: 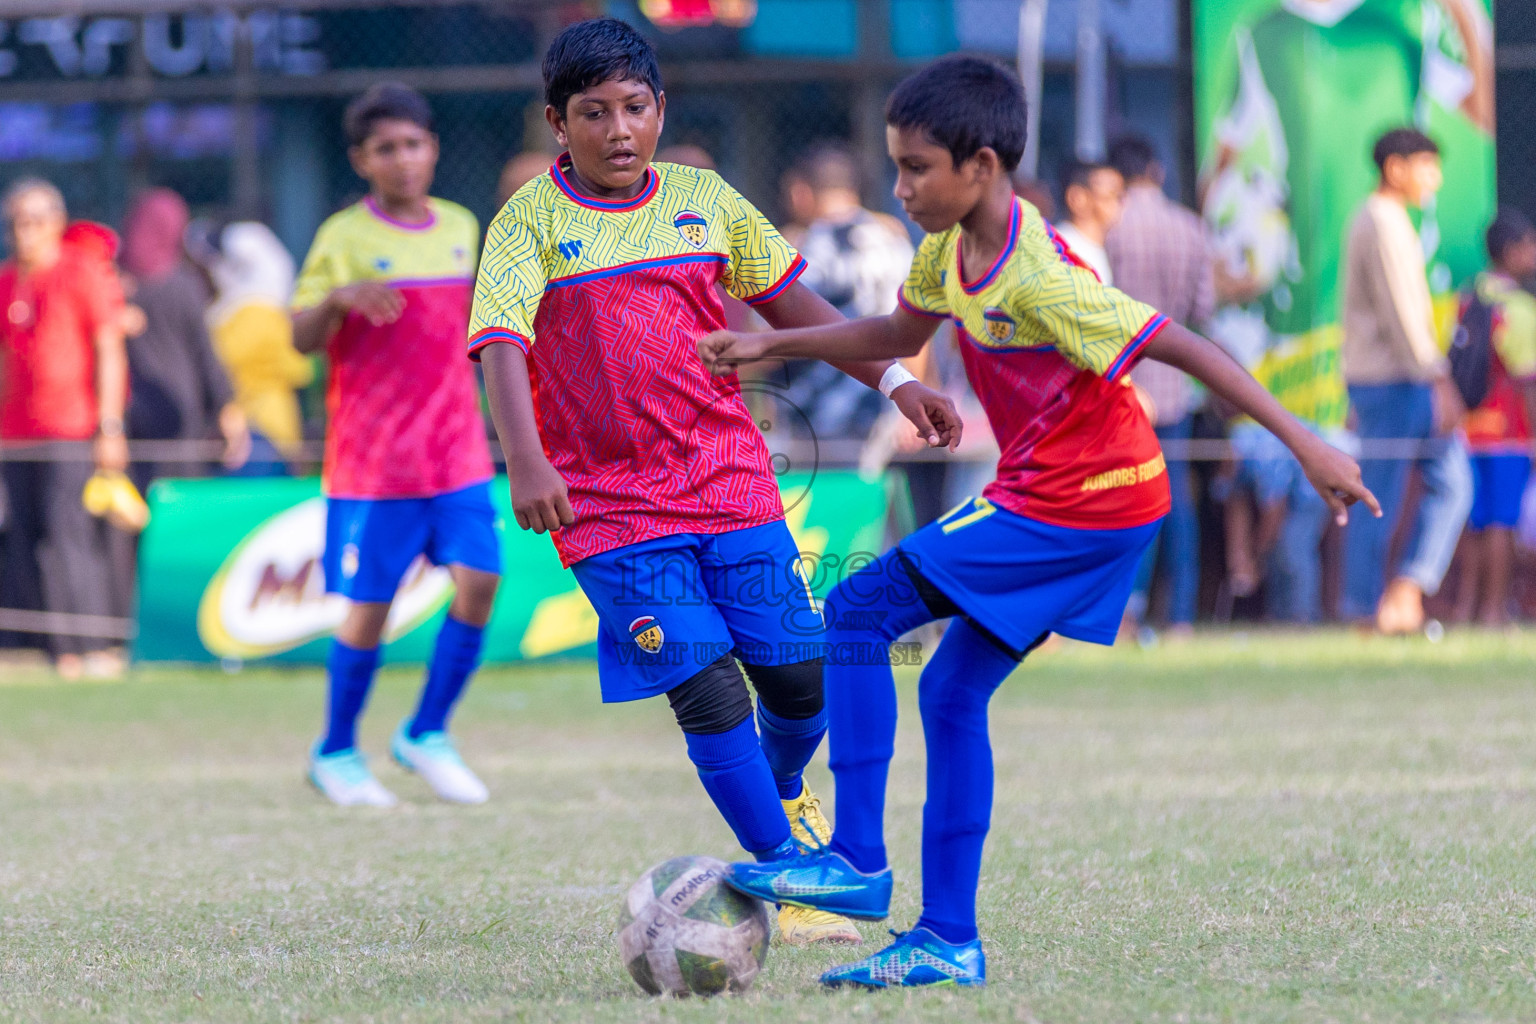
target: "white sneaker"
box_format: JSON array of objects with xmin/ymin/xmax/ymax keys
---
[
  {"xmin": 391, "ymin": 724, "xmax": 489, "ymax": 804},
  {"xmin": 308, "ymin": 745, "xmax": 398, "ymax": 807}
]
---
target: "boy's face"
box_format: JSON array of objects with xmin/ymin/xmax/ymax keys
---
[
  {"xmin": 548, "ymin": 78, "xmax": 665, "ymax": 194},
  {"xmin": 1383, "ymin": 151, "xmax": 1443, "ymax": 208},
  {"xmin": 886, "ymin": 126, "xmax": 991, "ymax": 235},
  {"xmin": 350, "ymin": 118, "xmax": 438, "ymax": 204},
  {"xmin": 1502, "ymin": 235, "xmax": 1536, "ymax": 280},
  {"xmin": 1066, "ymin": 167, "xmax": 1125, "ymax": 232}
]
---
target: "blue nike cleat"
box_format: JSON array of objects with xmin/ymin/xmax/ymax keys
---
[
  {"xmin": 724, "ymin": 846, "xmax": 892, "ymax": 920},
  {"xmin": 820, "ymin": 927, "xmax": 986, "ymax": 989}
]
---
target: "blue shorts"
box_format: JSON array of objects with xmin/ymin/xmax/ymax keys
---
[
  {"xmin": 1469, "ymin": 453, "xmax": 1532, "ymax": 531},
  {"xmin": 324, "ymin": 481, "xmax": 501, "ymax": 603},
  {"xmin": 570, "ymin": 520, "xmax": 826, "ymax": 703},
  {"xmin": 894, "ymin": 497, "xmax": 1161, "ymax": 650}
]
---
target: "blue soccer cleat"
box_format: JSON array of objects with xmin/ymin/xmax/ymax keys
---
[
  {"xmin": 820, "ymin": 927, "xmax": 986, "ymax": 989},
  {"xmin": 724, "ymin": 846, "xmax": 892, "ymax": 921}
]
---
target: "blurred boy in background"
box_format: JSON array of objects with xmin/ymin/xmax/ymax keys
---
[
  {"xmin": 292, "ymin": 83, "xmax": 501, "ymax": 808},
  {"xmin": 1454, "ymin": 210, "xmax": 1536, "ymax": 625}
]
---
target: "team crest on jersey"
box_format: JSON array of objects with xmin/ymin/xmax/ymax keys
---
[
  {"xmin": 674, "ymin": 211, "xmax": 708, "ymax": 249},
  {"xmin": 983, "ymin": 308, "xmax": 1015, "ymax": 343},
  {"xmin": 628, "ymin": 615, "xmax": 665, "ymax": 653}
]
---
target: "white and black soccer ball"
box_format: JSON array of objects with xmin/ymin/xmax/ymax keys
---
[{"xmin": 617, "ymin": 855, "xmax": 769, "ymax": 997}]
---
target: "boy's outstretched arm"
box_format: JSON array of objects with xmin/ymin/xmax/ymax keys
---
[
  {"xmin": 1145, "ymin": 322, "xmax": 1381, "ymax": 525},
  {"xmin": 699, "ymin": 303, "xmax": 938, "ymax": 371},
  {"xmin": 479, "ymin": 342, "xmax": 574, "ymax": 535},
  {"xmin": 751, "ymin": 282, "xmax": 961, "ymax": 449}
]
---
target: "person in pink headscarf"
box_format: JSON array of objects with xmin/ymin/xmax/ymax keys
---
[{"xmin": 120, "ymin": 188, "xmax": 248, "ymax": 483}]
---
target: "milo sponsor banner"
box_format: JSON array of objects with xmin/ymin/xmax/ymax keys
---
[
  {"xmin": 1195, "ymin": 0, "xmax": 1495, "ymax": 429},
  {"xmin": 136, "ymin": 472, "xmax": 890, "ymax": 665}
]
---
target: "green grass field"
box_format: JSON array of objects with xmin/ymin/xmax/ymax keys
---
[{"xmin": 5, "ymin": 632, "xmax": 1536, "ymax": 1023}]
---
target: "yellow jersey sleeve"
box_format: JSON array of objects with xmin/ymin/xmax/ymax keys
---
[
  {"xmin": 899, "ymin": 231, "xmax": 953, "ymax": 318},
  {"xmin": 1497, "ymin": 288, "xmax": 1536, "ymax": 380},
  {"xmin": 291, "ymin": 216, "xmax": 350, "ymax": 313},
  {"xmin": 716, "ymin": 182, "xmax": 805, "ymax": 305},
  {"xmin": 1007, "ymin": 258, "xmax": 1167, "ymax": 381},
  {"xmin": 469, "ymin": 197, "xmax": 550, "ymax": 359}
]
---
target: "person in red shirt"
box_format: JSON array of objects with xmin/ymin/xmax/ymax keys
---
[{"xmin": 0, "ymin": 179, "xmax": 129, "ymax": 678}]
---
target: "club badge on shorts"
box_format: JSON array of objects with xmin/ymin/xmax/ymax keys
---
[
  {"xmin": 674, "ymin": 211, "xmax": 708, "ymax": 250},
  {"xmin": 983, "ymin": 308, "xmax": 1016, "ymax": 343},
  {"xmin": 628, "ymin": 615, "xmax": 665, "ymax": 653}
]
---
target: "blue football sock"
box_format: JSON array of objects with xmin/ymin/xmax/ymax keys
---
[
  {"xmin": 756, "ymin": 703, "xmax": 827, "ymax": 801},
  {"xmin": 408, "ymin": 615, "xmax": 485, "ymax": 738},
  {"xmin": 822, "ymin": 553, "xmax": 936, "ymax": 875},
  {"xmin": 683, "ymin": 717, "xmax": 791, "ymax": 857},
  {"xmin": 913, "ymin": 618, "xmax": 1019, "ymax": 946},
  {"xmin": 319, "ymin": 639, "xmax": 380, "ymax": 755}
]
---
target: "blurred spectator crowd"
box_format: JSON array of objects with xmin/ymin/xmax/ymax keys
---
[{"xmin": 3, "ymin": 127, "xmax": 1535, "ymax": 675}]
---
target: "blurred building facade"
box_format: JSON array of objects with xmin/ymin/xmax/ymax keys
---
[
  {"xmin": 0, "ymin": 0, "xmax": 1188, "ymax": 256},
  {"xmin": 0, "ymin": 0, "xmax": 1526, "ymax": 256}
]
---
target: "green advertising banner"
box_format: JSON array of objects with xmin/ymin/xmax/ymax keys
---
[
  {"xmin": 136, "ymin": 472, "xmax": 891, "ymax": 665},
  {"xmin": 1195, "ymin": 0, "xmax": 1495, "ymax": 429}
]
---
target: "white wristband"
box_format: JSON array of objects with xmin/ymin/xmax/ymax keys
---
[{"xmin": 878, "ymin": 363, "xmax": 919, "ymax": 399}]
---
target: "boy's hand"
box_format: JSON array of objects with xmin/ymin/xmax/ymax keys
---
[
  {"xmin": 330, "ymin": 282, "xmax": 405, "ymax": 327},
  {"xmin": 1295, "ymin": 437, "xmax": 1381, "ymax": 526},
  {"xmin": 508, "ymin": 455, "xmax": 575, "ymax": 534},
  {"xmin": 697, "ymin": 330, "xmax": 769, "ymax": 377},
  {"xmin": 890, "ymin": 381, "xmax": 964, "ymax": 451},
  {"xmin": 1432, "ymin": 376, "xmax": 1466, "ymax": 436}
]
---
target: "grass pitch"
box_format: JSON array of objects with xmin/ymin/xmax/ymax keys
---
[{"xmin": 4, "ymin": 632, "xmax": 1536, "ymax": 1023}]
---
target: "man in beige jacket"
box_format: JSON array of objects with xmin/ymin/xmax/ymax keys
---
[{"xmin": 1341, "ymin": 128, "xmax": 1472, "ymax": 634}]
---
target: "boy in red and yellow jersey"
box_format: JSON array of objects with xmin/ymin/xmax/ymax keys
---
[
  {"xmin": 707, "ymin": 56, "xmax": 1379, "ymax": 988},
  {"xmin": 292, "ymin": 84, "xmax": 499, "ymax": 809},
  {"xmin": 472, "ymin": 19, "xmax": 961, "ymax": 946}
]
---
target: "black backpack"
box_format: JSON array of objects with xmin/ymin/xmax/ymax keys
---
[{"xmin": 1449, "ymin": 285, "xmax": 1496, "ymax": 409}]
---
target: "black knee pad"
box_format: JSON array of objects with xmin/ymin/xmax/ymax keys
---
[
  {"xmin": 666, "ymin": 654, "xmax": 754, "ymax": 735},
  {"xmin": 742, "ymin": 657, "xmax": 824, "ymax": 720}
]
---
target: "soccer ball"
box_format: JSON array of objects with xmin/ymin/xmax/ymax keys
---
[{"xmin": 617, "ymin": 855, "xmax": 770, "ymax": 997}]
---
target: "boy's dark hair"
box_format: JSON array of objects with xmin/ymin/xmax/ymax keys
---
[
  {"xmin": 543, "ymin": 17, "xmax": 662, "ymax": 117},
  {"xmin": 1107, "ymin": 134, "xmax": 1159, "ymax": 183},
  {"xmin": 1372, "ymin": 127, "xmax": 1439, "ymax": 173},
  {"xmin": 343, "ymin": 82, "xmax": 434, "ymax": 147},
  {"xmin": 885, "ymin": 56, "xmax": 1027, "ymax": 173},
  {"xmin": 1486, "ymin": 207, "xmax": 1536, "ymax": 264}
]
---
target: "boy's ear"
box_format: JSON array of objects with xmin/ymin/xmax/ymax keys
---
[
  {"xmin": 544, "ymin": 104, "xmax": 568, "ymax": 149},
  {"xmin": 1380, "ymin": 153, "xmax": 1404, "ymax": 187},
  {"xmin": 967, "ymin": 146, "xmax": 1002, "ymax": 183},
  {"xmin": 656, "ymin": 90, "xmax": 666, "ymax": 132},
  {"xmin": 346, "ymin": 143, "xmax": 367, "ymax": 181}
]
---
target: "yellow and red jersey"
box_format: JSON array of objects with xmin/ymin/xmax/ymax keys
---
[
  {"xmin": 1464, "ymin": 271, "xmax": 1536, "ymax": 453},
  {"xmin": 469, "ymin": 156, "xmax": 805, "ymax": 567},
  {"xmin": 293, "ymin": 196, "xmax": 493, "ymax": 499},
  {"xmin": 900, "ymin": 198, "xmax": 1171, "ymax": 530}
]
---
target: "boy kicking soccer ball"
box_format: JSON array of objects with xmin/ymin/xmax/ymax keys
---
[
  {"xmin": 700, "ymin": 56, "xmax": 1379, "ymax": 986},
  {"xmin": 469, "ymin": 18, "xmax": 961, "ymax": 946},
  {"xmin": 293, "ymin": 84, "xmax": 501, "ymax": 808}
]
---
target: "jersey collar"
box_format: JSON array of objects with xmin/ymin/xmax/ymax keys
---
[
  {"xmin": 363, "ymin": 195, "xmax": 437, "ymax": 232},
  {"xmin": 958, "ymin": 197, "xmax": 1021, "ymax": 295},
  {"xmin": 550, "ymin": 153, "xmax": 659, "ymax": 213}
]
